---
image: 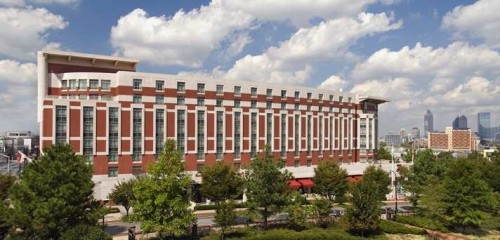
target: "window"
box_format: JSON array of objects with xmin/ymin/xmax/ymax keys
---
[
  {"xmin": 348, "ymin": 97, "xmax": 352, "ymax": 103},
  {"xmin": 156, "ymin": 109, "xmax": 165, "ymax": 154},
  {"xmin": 234, "ymin": 112, "xmax": 241, "ymax": 159},
  {"xmin": 329, "ymin": 106, "xmax": 333, "ymax": 113},
  {"xmin": 197, "ymin": 164, "xmax": 204, "ymax": 173},
  {"xmin": 234, "ymin": 99, "xmax": 241, "ymax": 108},
  {"xmin": 61, "ymin": 80, "xmax": 67, "ymax": 89},
  {"xmin": 216, "ymin": 84, "xmax": 223, "ymax": 94},
  {"xmin": 109, "ymin": 107, "xmax": 119, "ymax": 162},
  {"xmin": 339, "ymin": 96, "xmax": 343, "ymax": 102},
  {"xmin": 281, "ymin": 114, "xmax": 286, "ymax": 157},
  {"xmin": 251, "ymin": 100, "xmax": 257, "ymax": 109},
  {"xmin": 307, "ymin": 159, "xmax": 312, "ymax": 167},
  {"xmin": 294, "ymin": 160, "xmax": 299, "ymax": 167},
  {"xmin": 216, "ymin": 111, "xmax": 224, "ymax": 159},
  {"xmin": 101, "ymin": 80, "xmax": 110, "ymax": 90},
  {"xmin": 266, "ymin": 101, "xmax": 272, "ymax": 110},
  {"xmin": 102, "ymin": 94, "xmax": 112, "ymax": 101},
  {"xmin": 69, "ymin": 79, "xmax": 76, "ymax": 89},
  {"xmin": 89, "ymin": 79, "xmax": 99, "ymax": 90},
  {"xmin": 177, "ymin": 97, "xmax": 185, "ymax": 105},
  {"xmin": 294, "ymin": 91, "xmax": 300, "ymax": 99},
  {"xmin": 319, "ymin": 106, "xmax": 323, "ymax": 112},
  {"xmin": 89, "ymin": 94, "xmax": 99, "ymax": 100},
  {"xmin": 132, "ymin": 166, "xmax": 142, "ymax": 176},
  {"xmin": 319, "ymin": 94, "xmax": 323, "ymax": 101},
  {"xmin": 294, "ymin": 103, "xmax": 299, "ymax": 111},
  {"xmin": 266, "ymin": 89, "xmax": 272, "ymax": 97},
  {"xmin": 266, "ymin": 113, "xmax": 272, "ymax": 147},
  {"xmin": 177, "ymin": 110, "xmax": 185, "ymax": 155},
  {"xmin": 132, "ymin": 108, "xmax": 142, "ymax": 162},
  {"xmin": 197, "ymin": 83, "xmax": 205, "ymax": 93},
  {"xmin": 216, "ymin": 99, "xmax": 223, "ymax": 107},
  {"xmin": 234, "ymin": 86, "xmax": 241, "ymax": 95},
  {"xmin": 281, "ymin": 90, "xmax": 286, "ymax": 98},
  {"xmin": 307, "ymin": 115, "xmax": 312, "ymax": 156},
  {"xmin": 83, "ymin": 107, "xmax": 94, "ymax": 159},
  {"xmin": 108, "ymin": 167, "xmax": 118, "ymax": 177},
  {"xmin": 251, "ymin": 112, "xmax": 257, "ymax": 158},
  {"xmin": 330, "ymin": 116, "xmax": 334, "ymax": 155},
  {"xmin": 281, "ymin": 103, "xmax": 286, "ymax": 110},
  {"xmin": 329, "ymin": 95, "xmax": 333, "ymax": 102},
  {"xmin": 55, "ymin": 106, "xmax": 67, "ymax": 143},
  {"xmin": 307, "ymin": 105, "xmax": 311, "ymax": 111},
  {"xmin": 197, "ymin": 111, "xmax": 205, "ymax": 160},
  {"xmin": 133, "ymin": 79, "xmax": 142, "ymax": 90},
  {"xmin": 133, "ymin": 94, "xmax": 142, "ymax": 103},
  {"xmin": 177, "ymin": 82, "xmax": 185, "ymax": 92},
  {"xmin": 197, "ymin": 98, "xmax": 205, "ymax": 106},
  {"xmin": 79, "ymin": 94, "xmax": 87, "ymax": 100},
  {"xmin": 156, "ymin": 80, "xmax": 164, "ymax": 91},
  {"xmin": 319, "ymin": 115, "xmax": 323, "ymax": 153},
  {"xmin": 155, "ymin": 95, "xmax": 164, "ymax": 104},
  {"xmin": 294, "ymin": 115, "xmax": 299, "ymax": 157},
  {"xmin": 78, "ymin": 79, "xmax": 87, "ymax": 89},
  {"xmin": 251, "ymin": 87, "xmax": 257, "ymax": 96},
  {"xmin": 307, "ymin": 92, "xmax": 312, "ymax": 100}
]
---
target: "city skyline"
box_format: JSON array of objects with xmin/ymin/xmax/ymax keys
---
[{"xmin": 1, "ymin": 0, "xmax": 500, "ymax": 136}]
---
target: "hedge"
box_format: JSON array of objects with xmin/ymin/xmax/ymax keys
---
[
  {"xmin": 194, "ymin": 202, "xmax": 248, "ymax": 211},
  {"xmin": 244, "ymin": 228, "xmax": 358, "ymax": 240},
  {"xmin": 395, "ymin": 215, "xmax": 449, "ymax": 232},
  {"xmin": 379, "ymin": 220, "xmax": 427, "ymax": 235}
]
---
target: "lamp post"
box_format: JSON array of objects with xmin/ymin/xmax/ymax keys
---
[{"xmin": 389, "ymin": 170, "xmax": 397, "ymax": 220}]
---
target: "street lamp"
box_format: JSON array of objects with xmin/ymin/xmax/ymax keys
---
[{"xmin": 389, "ymin": 170, "xmax": 398, "ymax": 220}]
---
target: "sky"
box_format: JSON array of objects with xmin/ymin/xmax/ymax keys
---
[{"xmin": 0, "ymin": 0, "xmax": 499, "ymax": 136}]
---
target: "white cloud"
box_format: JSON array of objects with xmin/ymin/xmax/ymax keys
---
[
  {"xmin": 0, "ymin": 7, "xmax": 67, "ymax": 60},
  {"xmin": 318, "ymin": 75, "xmax": 346, "ymax": 91},
  {"xmin": 352, "ymin": 42, "xmax": 500, "ymax": 81},
  {"xmin": 0, "ymin": 59, "xmax": 37, "ymax": 132},
  {"xmin": 225, "ymin": 12, "xmax": 401, "ymax": 84},
  {"xmin": 224, "ymin": 0, "xmax": 396, "ymax": 26},
  {"xmin": 110, "ymin": 2, "xmax": 254, "ymax": 68},
  {"xmin": 443, "ymin": 0, "xmax": 500, "ymax": 49},
  {"xmin": 350, "ymin": 77, "xmax": 416, "ymax": 110}
]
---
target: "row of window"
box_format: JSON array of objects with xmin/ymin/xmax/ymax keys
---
[
  {"xmin": 132, "ymin": 79, "xmax": 353, "ymax": 102},
  {"xmin": 61, "ymin": 94, "xmax": 113, "ymax": 101},
  {"xmin": 61, "ymin": 79, "xmax": 111, "ymax": 90}
]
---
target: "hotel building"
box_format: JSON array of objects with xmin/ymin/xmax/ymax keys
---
[
  {"xmin": 428, "ymin": 127, "xmax": 479, "ymax": 152},
  {"xmin": 37, "ymin": 50, "xmax": 387, "ymax": 199}
]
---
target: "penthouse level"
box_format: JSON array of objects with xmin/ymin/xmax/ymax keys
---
[{"xmin": 37, "ymin": 50, "xmax": 388, "ymax": 199}]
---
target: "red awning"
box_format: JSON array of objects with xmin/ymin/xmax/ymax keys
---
[
  {"xmin": 288, "ymin": 180, "xmax": 301, "ymax": 189},
  {"xmin": 298, "ymin": 179, "xmax": 314, "ymax": 188}
]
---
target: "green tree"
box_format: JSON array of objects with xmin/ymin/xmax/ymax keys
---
[
  {"xmin": 376, "ymin": 146, "xmax": 392, "ymax": 160},
  {"xmin": 61, "ymin": 225, "xmax": 112, "ymax": 240},
  {"xmin": 420, "ymin": 158, "xmax": 495, "ymax": 230},
  {"xmin": 8, "ymin": 143, "xmax": 100, "ymax": 239},
  {"xmin": 362, "ymin": 166, "xmax": 391, "ymax": 201},
  {"xmin": 0, "ymin": 174, "xmax": 16, "ymax": 200},
  {"xmin": 130, "ymin": 139, "xmax": 195, "ymax": 238},
  {"xmin": 200, "ymin": 161, "xmax": 243, "ymax": 237},
  {"xmin": 245, "ymin": 145, "xmax": 292, "ymax": 229},
  {"xmin": 311, "ymin": 198, "xmax": 333, "ymax": 228},
  {"xmin": 285, "ymin": 193, "xmax": 311, "ymax": 229},
  {"xmin": 345, "ymin": 180, "xmax": 382, "ymax": 237},
  {"xmin": 108, "ymin": 179, "xmax": 135, "ymax": 216},
  {"xmin": 400, "ymin": 149, "xmax": 447, "ymax": 207},
  {"xmin": 313, "ymin": 160, "xmax": 348, "ymax": 202},
  {"xmin": 477, "ymin": 150, "xmax": 500, "ymax": 193}
]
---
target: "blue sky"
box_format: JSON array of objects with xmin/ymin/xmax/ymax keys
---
[{"xmin": 0, "ymin": 0, "xmax": 499, "ymax": 136}]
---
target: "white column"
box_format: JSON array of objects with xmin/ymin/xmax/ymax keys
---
[{"xmin": 37, "ymin": 51, "xmax": 47, "ymax": 123}]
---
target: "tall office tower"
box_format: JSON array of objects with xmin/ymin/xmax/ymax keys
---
[
  {"xmin": 424, "ymin": 109, "xmax": 433, "ymax": 137},
  {"xmin": 37, "ymin": 50, "xmax": 388, "ymax": 199},
  {"xmin": 411, "ymin": 127, "xmax": 420, "ymax": 140},
  {"xmin": 453, "ymin": 115, "xmax": 468, "ymax": 129},
  {"xmin": 477, "ymin": 112, "xmax": 491, "ymax": 139}
]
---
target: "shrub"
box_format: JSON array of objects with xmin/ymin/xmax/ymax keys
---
[
  {"xmin": 379, "ymin": 220, "xmax": 427, "ymax": 235},
  {"xmin": 195, "ymin": 202, "xmax": 248, "ymax": 211},
  {"xmin": 244, "ymin": 228, "xmax": 358, "ymax": 240},
  {"xmin": 395, "ymin": 215, "xmax": 448, "ymax": 232},
  {"xmin": 61, "ymin": 225, "xmax": 112, "ymax": 240}
]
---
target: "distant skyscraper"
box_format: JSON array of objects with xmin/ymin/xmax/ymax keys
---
[
  {"xmin": 424, "ymin": 109, "xmax": 433, "ymax": 137},
  {"xmin": 411, "ymin": 127, "xmax": 420, "ymax": 140},
  {"xmin": 478, "ymin": 112, "xmax": 491, "ymax": 139},
  {"xmin": 452, "ymin": 115, "xmax": 468, "ymax": 129},
  {"xmin": 384, "ymin": 133, "xmax": 401, "ymax": 147}
]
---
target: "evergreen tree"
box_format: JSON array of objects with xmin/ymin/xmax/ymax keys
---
[
  {"xmin": 108, "ymin": 179, "xmax": 135, "ymax": 216},
  {"xmin": 345, "ymin": 180, "xmax": 382, "ymax": 237},
  {"xmin": 130, "ymin": 139, "xmax": 195, "ymax": 237},
  {"xmin": 313, "ymin": 160, "xmax": 348, "ymax": 202},
  {"xmin": 245, "ymin": 145, "xmax": 292, "ymax": 229},
  {"xmin": 8, "ymin": 143, "xmax": 100, "ymax": 239},
  {"xmin": 362, "ymin": 165, "xmax": 391, "ymax": 201},
  {"xmin": 0, "ymin": 174, "xmax": 16, "ymax": 200}
]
